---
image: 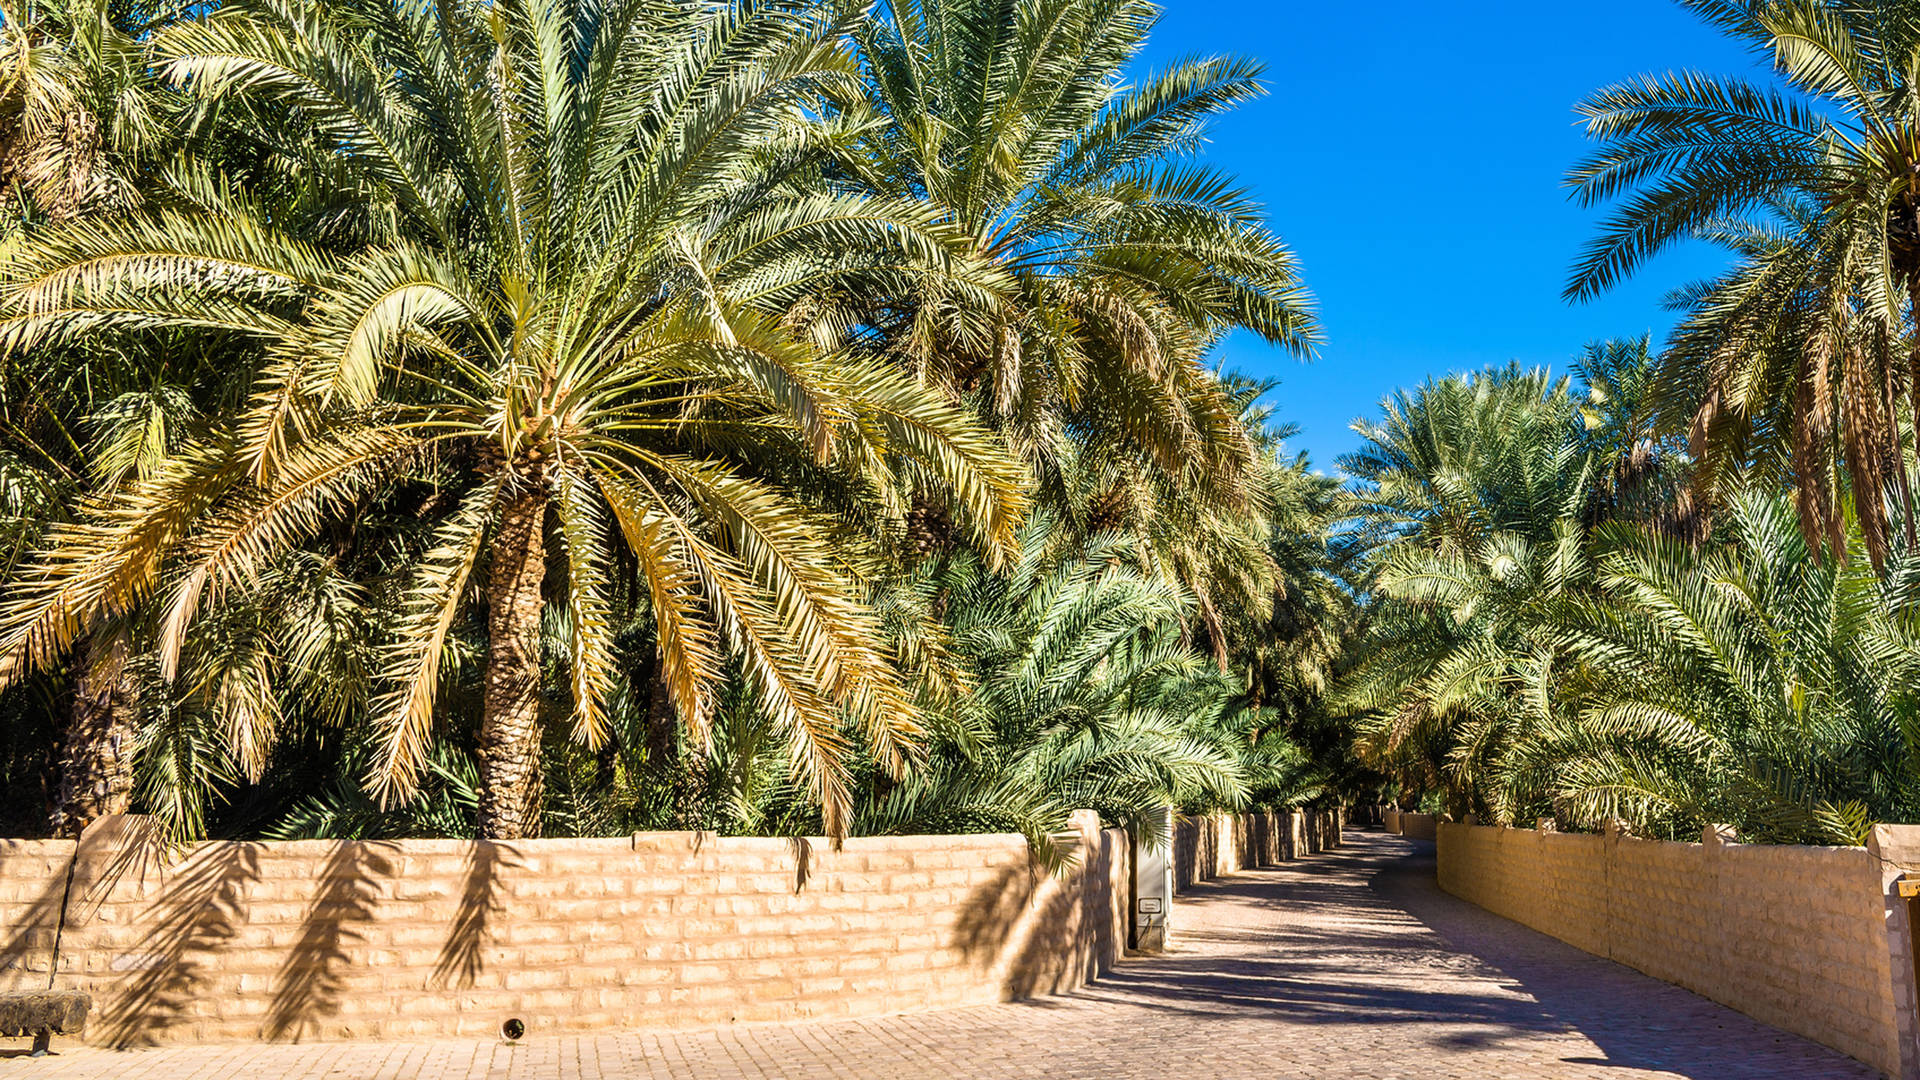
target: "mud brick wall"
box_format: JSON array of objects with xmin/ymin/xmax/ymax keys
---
[
  {"xmin": 1438, "ymin": 821, "xmax": 1920, "ymax": 1078},
  {"xmin": 1384, "ymin": 811, "xmax": 1437, "ymax": 841},
  {"xmin": 0, "ymin": 811, "xmax": 1128, "ymax": 1046},
  {"xmin": 1171, "ymin": 809, "xmax": 1343, "ymax": 891}
]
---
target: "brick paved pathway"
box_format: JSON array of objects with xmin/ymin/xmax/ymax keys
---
[{"xmin": 9, "ymin": 832, "xmax": 1874, "ymax": 1079}]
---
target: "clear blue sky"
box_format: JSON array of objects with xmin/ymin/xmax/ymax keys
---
[{"xmin": 1133, "ymin": 1, "xmax": 1770, "ymax": 471}]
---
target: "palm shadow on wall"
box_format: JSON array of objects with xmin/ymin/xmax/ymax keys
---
[
  {"xmin": 96, "ymin": 843, "xmax": 259, "ymax": 1048},
  {"xmin": 954, "ymin": 837, "xmax": 1118, "ymax": 999},
  {"xmin": 0, "ymin": 858, "xmax": 73, "ymax": 995},
  {"xmin": 81, "ymin": 837, "xmax": 517, "ymax": 1044},
  {"xmin": 261, "ymin": 841, "xmax": 395, "ymax": 1042},
  {"xmin": 0, "ymin": 818, "xmax": 165, "ymax": 1005},
  {"xmin": 428, "ymin": 841, "xmax": 518, "ymax": 991}
]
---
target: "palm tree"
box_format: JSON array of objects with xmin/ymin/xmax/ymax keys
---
[
  {"xmin": 1166, "ymin": 375, "xmax": 1347, "ymax": 679},
  {"xmin": 0, "ymin": 0, "xmax": 1026, "ymax": 839},
  {"xmin": 1231, "ymin": 450, "xmax": 1351, "ymax": 719},
  {"xmin": 1336, "ymin": 356, "xmax": 1920, "ymax": 839},
  {"xmin": 864, "ymin": 512, "xmax": 1253, "ymax": 863},
  {"xmin": 0, "ymin": 0, "xmax": 190, "ymax": 837},
  {"xmin": 1338, "ymin": 366, "xmax": 1597, "ymax": 820},
  {"xmin": 1344, "ymin": 365, "xmax": 1592, "ymax": 557},
  {"xmin": 1566, "ymin": 0, "xmax": 1920, "ymax": 565},
  {"xmin": 0, "ymin": 0, "xmax": 165, "ymax": 221},
  {"xmin": 1570, "ymin": 337, "xmax": 1700, "ymax": 536},
  {"xmin": 1548, "ymin": 486, "xmax": 1920, "ymax": 843},
  {"xmin": 839, "ymin": 0, "xmax": 1318, "ymax": 519}
]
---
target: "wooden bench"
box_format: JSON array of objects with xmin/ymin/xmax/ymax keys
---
[{"xmin": 0, "ymin": 991, "xmax": 90, "ymax": 1056}]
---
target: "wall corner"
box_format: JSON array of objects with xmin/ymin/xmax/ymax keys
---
[{"xmin": 1870, "ymin": 825, "xmax": 1920, "ymax": 1080}]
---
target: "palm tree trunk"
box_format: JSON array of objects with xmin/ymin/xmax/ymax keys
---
[
  {"xmin": 477, "ymin": 487, "xmax": 548, "ymax": 839},
  {"xmin": 1903, "ymin": 264, "xmax": 1920, "ymax": 549},
  {"xmin": 644, "ymin": 666, "xmax": 683, "ymax": 826},
  {"xmin": 49, "ymin": 629, "xmax": 139, "ymax": 838}
]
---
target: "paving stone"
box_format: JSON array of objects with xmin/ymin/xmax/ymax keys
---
[{"xmin": 2, "ymin": 833, "xmax": 1874, "ymax": 1079}]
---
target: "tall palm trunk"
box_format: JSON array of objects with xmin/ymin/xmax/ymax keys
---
[
  {"xmin": 477, "ymin": 485, "xmax": 548, "ymax": 839},
  {"xmin": 644, "ymin": 667, "xmax": 685, "ymax": 826},
  {"xmin": 49, "ymin": 629, "xmax": 139, "ymax": 837},
  {"xmin": 1904, "ymin": 254, "xmax": 1920, "ymax": 549},
  {"xmin": 36, "ymin": 117, "xmax": 131, "ymax": 840}
]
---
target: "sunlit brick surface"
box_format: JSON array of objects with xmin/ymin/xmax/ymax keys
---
[
  {"xmin": 1438, "ymin": 821, "xmax": 1906, "ymax": 1074},
  {"xmin": 10, "ymin": 834, "xmax": 1870, "ymax": 1079},
  {"xmin": 0, "ymin": 815, "xmax": 1129, "ymax": 1045}
]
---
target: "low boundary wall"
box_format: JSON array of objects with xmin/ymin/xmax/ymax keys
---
[
  {"xmin": 0, "ymin": 811, "xmax": 1128, "ymax": 1046},
  {"xmin": 1438, "ymin": 821, "xmax": 1920, "ymax": 1078},
  {"xmin": 1173, "ymin": 807, "xmax": 1344, "ymax": 891},
  {"xmin": 1381, "ymin": 809, "xmax": 1438, "ymax": 841}
]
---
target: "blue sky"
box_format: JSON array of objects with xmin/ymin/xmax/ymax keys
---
[{"xmin": 1133, "ymin": 1, "xmax": 1770, "ymax": 470}]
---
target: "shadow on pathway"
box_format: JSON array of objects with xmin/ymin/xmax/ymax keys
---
[
  {"xmin": 1055, "ymin": 832, "xmax": 1873, "ymax": 1079},
  {"xmin": 7, "ymin": 830, "xmax": 1880, "ymax": 1080}
]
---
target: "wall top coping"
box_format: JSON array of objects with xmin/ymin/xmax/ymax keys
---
[
  {"xmin": 635, "ymin": 831, "xmax": 1028, "ymax": 854},
  {"xmin": 1868, "ymin": 823, "xmax": 1920, "ymax": 867},
  {"xmin": 0, "ymin": 823, "xmax": 1041, "ymax": 859},
  {"xmin": 0, "ymin": 838, "xmax": 77, "ymax": 857},
  {"xmin": 1437, "ymin": 819, "xmax": 1871, "ymax": 858}
]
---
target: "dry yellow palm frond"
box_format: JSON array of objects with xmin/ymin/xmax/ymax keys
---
[
  {"xmin": 364, "ymin": 475, "xmax": 501, "ymax": 806},
  {"xmin": 640, "ymin": 451, "xmax": 925, "ymax": 776},
  {"xmin": 645, "ymin": 473, "xmax": 853, "ymax": 819},
  {"xmin": 676, "ymin": 526, "xmax": 857, "ymax": 838},
  {"xmin": 0, "ymin": 441, "xmax": 243, "ymax": 686},
  {"xmin": 594, "ymin": 454, "xmax": 885, "ymax": 832},
  {"xmin": 834, "ymin": 361, "xmax": 1031, "ymax": 567},
  {"xmin": 156, "ymin": 426, "xmax": 424, "ymax": 680},
  {"xmin": 553, "ymin": 463, "xmax": 619, "ymax": 752},
  {"xmin": 599, "ymin": 472, "xmax": 724, "ymax": 744}
]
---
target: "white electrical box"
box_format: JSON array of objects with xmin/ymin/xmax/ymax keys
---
[{"xmin": 1133, "ymin": 806, "xmax": 1173, "ymax": 952}]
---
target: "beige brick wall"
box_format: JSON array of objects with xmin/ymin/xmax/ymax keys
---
[
  {"xmin": 0, "ymin": 839, "xmax": 71, "ymax": 993},
  {"xmin": 0, "ymin": 812, "xmax": 1128, "ymax": 1046},
  {"xmin": 1438, "ymin": 821, "xmax": 1908, "ymax": 1077},
  {"xmin": 1172, "ymin": 809, "xmax": 1343, "ymax": 891},
  {"xmin": 1390, "ymin": 812, "xmax": 1438, "ymax": 841}
]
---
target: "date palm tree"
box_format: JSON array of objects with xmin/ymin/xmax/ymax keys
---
[
  {"xmin": 1337, "ymin": 366, "xmax": 1597, "ymax": 820},
  {"xmin": 839, "ymin": 0, "xmax": 1318, "ymax": 510},
  {"xmin": 0, "ymin": 0, "xmax": 1026, "ymax": 838},
  {"xmin": 1566, "ymin": 0, "xmax": 1920, "ymax": 565},
  {"xmin": 0, "ymin": 0, "xmax": 165, "ymax": 221},
  {"xmin": 1546, "ymin": 486, "xmax": 1920, "ymax": 844},
  {"xmin": 862, "ymin": 512, "xmax": 1249, "ymax": 863},
  {"xmin": 1569, "ymin": 336, "xmax": 1696, "ymax": 535},
  {"xmin": 0, "ymin": 0, "xmax": 185, "ymax": 837}
]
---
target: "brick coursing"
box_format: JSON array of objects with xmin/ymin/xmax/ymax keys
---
[
  {"xmin": 1171, "ymin": 809, "xmax": 1344, "ymax": 891},
  {"xmin": 1437, "ymin": 821, "xmax": 1911, "ymax": 1078},
  {"xmin": 0, "ymin": 811, "xmax": 1128, "ymax": 1046}
]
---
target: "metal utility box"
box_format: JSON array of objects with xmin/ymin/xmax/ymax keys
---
[{"xmin": 1132, "ymin": 806, "xmax": 1173, "ymax": 952}]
